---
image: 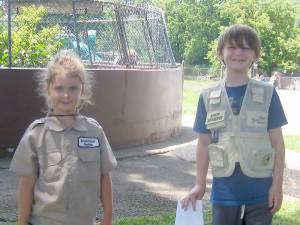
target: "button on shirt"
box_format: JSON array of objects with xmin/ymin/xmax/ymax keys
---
[{"xmin": 10, "ymin": 115, "xmax": 117, "ymax": 225}]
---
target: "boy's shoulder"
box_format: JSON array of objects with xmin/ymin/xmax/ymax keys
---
[
  {"xmin": 202, "ymin": 81, "xmax": 222, "ymax": 95},
  {"xmin": 249, "ymin": 78, "xmax": 274, "ymax": 95},
  {"xmin": 250, "ymin": 78, "xmax": 273, "ymax": 88}
]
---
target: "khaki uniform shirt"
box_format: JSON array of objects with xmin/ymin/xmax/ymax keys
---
[{"xmin": 10, "ymin": 115, "xmax": 117, "ymax": 225}]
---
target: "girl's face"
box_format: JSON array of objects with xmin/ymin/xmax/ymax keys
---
[
  {"xmin": 48, "ymin": 74, "xmax": 83, "ymax": 115},
  {"xmin": 221, "ymin": 39, "xmax": 257, "ymax": 74}
]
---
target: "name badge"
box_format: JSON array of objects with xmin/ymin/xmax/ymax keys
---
[
  {"xmin": 206, "ymin": 111, "xmax": 225, "ymax": 125},
  {"xmin": 78, "ymin": 137, "xmax": 100, "ymax": 148}
]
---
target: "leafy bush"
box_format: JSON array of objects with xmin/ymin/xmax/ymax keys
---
[{"xmin": 0, "ymin": 6, "xmax": 64, "ymax": 67}]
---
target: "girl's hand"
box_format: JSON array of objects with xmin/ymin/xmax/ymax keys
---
[{"xmin": 180, "ymin": 184, "xmax": 205, "ymax": 211}]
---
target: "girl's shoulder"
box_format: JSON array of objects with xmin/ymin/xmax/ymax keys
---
[
  {"xmin": 26, "ymin": 118, "xmax": 46, "ymax": 131},
  {"xmin": 83, "ymin": 116, "xmax": 104, "ymax": 130}
]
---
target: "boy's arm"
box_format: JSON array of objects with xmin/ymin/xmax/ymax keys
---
[
  {"xmin": 268, "ymin": 127, "xmax": 285, "ymax": 214},
  {"xmin": 18, "ymin": 176, "xmax": 35, "ymax": 225},
  {"xmin": 181, "ymin": 133, "xmax": 211, "ymax": 210},
  {"xmin": 100, "ymin": 173, "xmax": 113, "ymax": 225}
]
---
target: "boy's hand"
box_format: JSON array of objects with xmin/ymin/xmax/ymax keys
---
[
  {"xmin": 180, "ymin": 184, "xmax": 205, "ymax": 211},
  {"xmin": 268, "ymin": 184, "xmax": 283, "ymax": 214}
]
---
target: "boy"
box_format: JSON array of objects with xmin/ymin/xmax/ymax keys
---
[{"xmin": 181, "ymin": 24, "xmax": 287, "ymax": 225}]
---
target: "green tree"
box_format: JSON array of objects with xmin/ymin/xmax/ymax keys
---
[
  {"xmin": 207, "ymin": 0, "xmax": 300, "ymax": 74},
  {"xmin": 158, "ymin": 0, "xmax": 221, "ymax": 64},
  {"xmin": 0, "ymin": 6, "xmax": 64, "ymax": 67}
]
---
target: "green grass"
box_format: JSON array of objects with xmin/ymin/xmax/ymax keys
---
[
  {"xmin": 98, "ymin": 201, "xmax": 300, "ymax": 225},
  {"xmin": 6, "ymin": 201, "xmax": 300, "ymax": 225},
  {"xmin": 284, "ymin": 135, "xmax": 300, "ymax": 152},
  {"xmin": 183, "ymin": 79, "xmax": 216, "ymax": 115},
  {"xmin": 113, "ymin": 209, "xmax": 212, "ymax": 225}
]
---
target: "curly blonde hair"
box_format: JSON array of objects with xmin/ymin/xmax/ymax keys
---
[{"xmin": 36, "ymin": 50, "xmax": 94, "ymax": 111}]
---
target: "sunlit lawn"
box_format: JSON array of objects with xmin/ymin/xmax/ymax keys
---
[
  {"xmin": 6, "ymin": 201, "xmax": 300, "ymax": 225},
  {"xmin": 284, "ymin": 135, "xmax": 300, "ymax": 153},
  {"xmin": 182, "ymin": 79, "xmax": 216, "ymax": 115},
  {"xmin": 97, "ymin": 201, "xmax": 300, "ymax": 225}
]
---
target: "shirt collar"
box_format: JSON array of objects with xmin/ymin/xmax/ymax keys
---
[{"xmin": 45, "ymin": 113, "xmax": 88, "ymax": 132}]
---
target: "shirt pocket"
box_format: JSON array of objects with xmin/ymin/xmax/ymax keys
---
[
  {"xmin": 43, "ymin": 151, "xmax": 63, "ymax": 182},
  {"xmin": 77, "ymin": 148, "xmax": 101, "ymax": 181}
]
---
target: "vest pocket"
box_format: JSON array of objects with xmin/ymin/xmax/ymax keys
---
[
  {"xmin": 250, "ymin": 150, "xmax": 275, "ymax": 171},
  {"xmin": 208, "ymin": 144, "xmax": 228, "ymax": 169}
]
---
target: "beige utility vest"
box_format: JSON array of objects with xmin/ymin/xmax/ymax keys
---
[{"xmin": 202, "ymin": 78, "xmax": 275, "ymax": 178}]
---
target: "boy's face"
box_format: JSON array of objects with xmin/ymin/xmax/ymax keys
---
[
  {"xmin": 48, "ymin": 74, "xmax": 83, "ymax": 115},
  {"xmin": 220, "ymin": 40, "xmax": 257, "ymax": 74}
]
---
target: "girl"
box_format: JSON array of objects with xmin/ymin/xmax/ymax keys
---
[{"xmin": 10, "ymin": 50, "xmax": 117, "ymax": 225}]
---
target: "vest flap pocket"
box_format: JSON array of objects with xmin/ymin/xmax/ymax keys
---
[
  {"xmin": 78, "ymin": 149, "xmax": 100, "ymax": 162},
  {"xmin": 210, "ymin": 89, "xmax": 222, "ymax": 98},
  {"xmin": 209, "ymin": 89, "xmax": 222, "ymax": 104},
  {"xmin": 208, "ymin": 144, "xmax": 228, "ymax": 168},
  {"xmin": 47, "ymin": 152, "xmax": 62, "ymax": 166},
  {"xmin": 252, "ymin": 87, "xmax": 265, "ymax": 103},
  {"xmin": 251, "ymin": 149, "xmax": 275, "ymax": 171},
  {"xmin": 246, "ymin": 111, "xmax": 267, "ymax": 128}
]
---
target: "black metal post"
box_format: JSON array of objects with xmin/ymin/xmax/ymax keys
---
[
  {"xmin": 160, "ymin": 9, "xmax": 175, "ymax": 65},
  {"xmin": 143, "ymin": 9, "xmax": 156, "ymax": 65},
  {"xmin": 115, "ymin": 5, "xmax": 129, "ymax": 64},
  {"xmin": 72, "ymin": 0, "xmax": 81, "ymax": 57},
  {"xmin": 7, "ymin": 0, "xmax": 12, "ymax": 68}
]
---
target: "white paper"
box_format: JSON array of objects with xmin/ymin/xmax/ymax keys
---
[{"xmin": 175, "ymin": 200, "xmax": 204, "ymax": 225}]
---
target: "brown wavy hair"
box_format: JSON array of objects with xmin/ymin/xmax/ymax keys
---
[{"xmin": 217, "ymin": 24, "xmax": 261, "ymax": 60}]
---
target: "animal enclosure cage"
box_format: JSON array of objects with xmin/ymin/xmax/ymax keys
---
[{"xmin": 0, "ymin": 0, "xmax": 176, "ymax": 68}]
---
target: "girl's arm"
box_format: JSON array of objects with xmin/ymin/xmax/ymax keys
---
[
  {"xmin": 18, "ymin": 176, "xmax": 36, "ymax": 225},
  {"xmin": 100, "ymin": 173, "xmax": 113, "ymax": 225},
  {"xmin": 268, "ymin": 127, "xmax": 285, "ymax": 214}
]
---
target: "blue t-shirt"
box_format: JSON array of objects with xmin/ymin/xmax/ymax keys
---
[{"xmin": 193, "ymin": 83, "xmax": 288, "ymax": 205}]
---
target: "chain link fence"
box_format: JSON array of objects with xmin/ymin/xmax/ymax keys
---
[{"xmin": 0, "ymin": 0, "xmax": 176, "ymax": 68}]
